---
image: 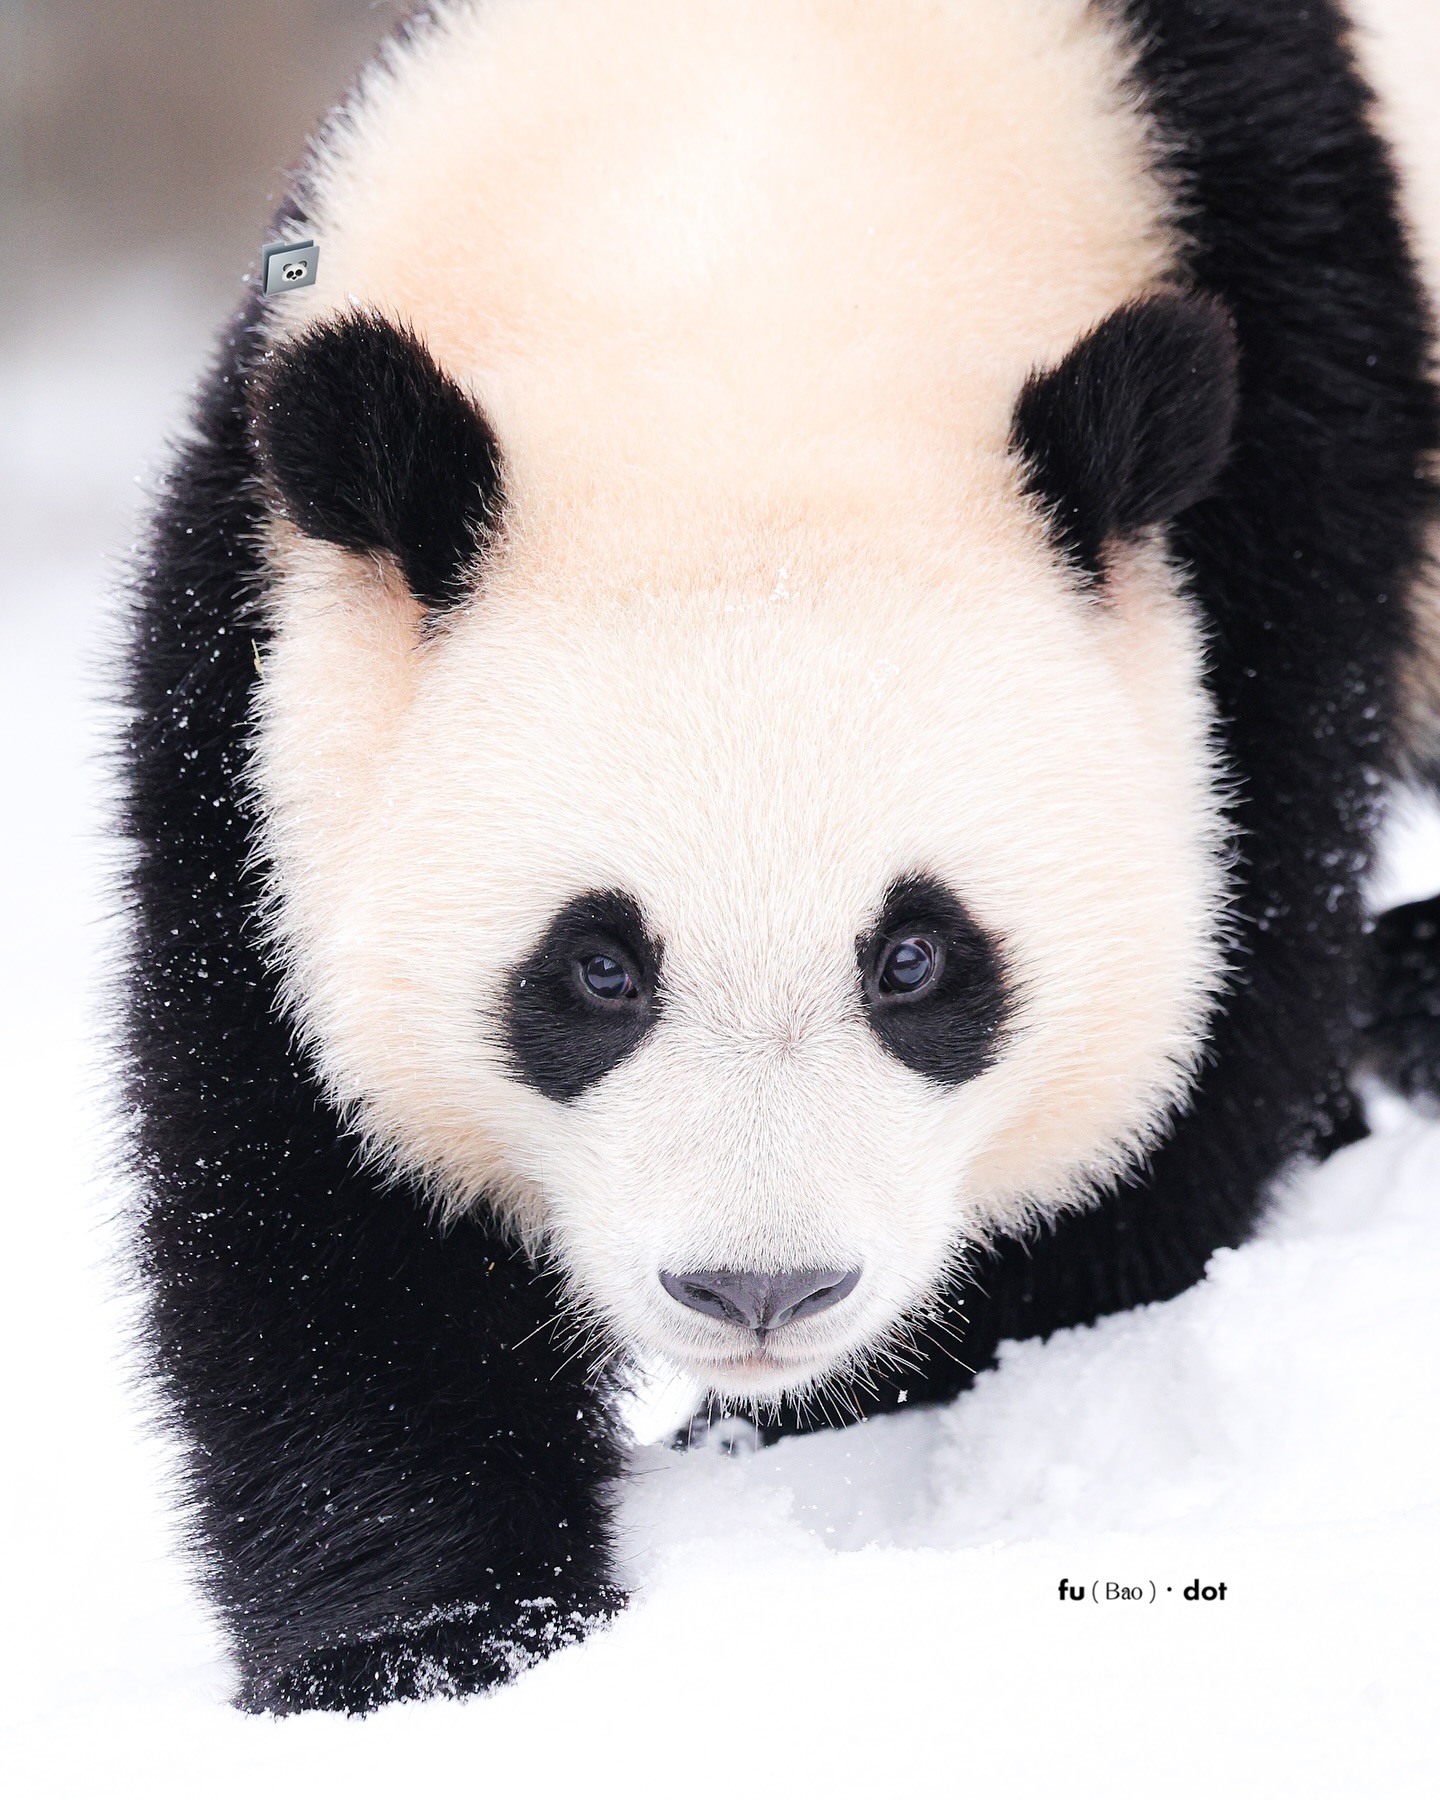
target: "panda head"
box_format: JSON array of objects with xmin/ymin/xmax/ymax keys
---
[
  {"xmin": 246, "ymin": 0, "xmax": 1238, "ymax": 1409},
  {"xmin": 249, "ymin": 294, "xmax": 1236, "ymax": 1409}
]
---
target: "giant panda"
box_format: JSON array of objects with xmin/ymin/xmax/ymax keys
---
[{"xmin": 119, "ymin": 0, "xmax": 1440, "ymax": 1713}]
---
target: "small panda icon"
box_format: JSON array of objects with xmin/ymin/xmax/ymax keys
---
[{"xmin": 261, "ymin": 237, "xmax": 318, "ymax": 296}]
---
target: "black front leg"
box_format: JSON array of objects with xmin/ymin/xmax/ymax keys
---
[{"xmin": 139, "ymin": 1127, "xmax": 625, "ymax": 1715}]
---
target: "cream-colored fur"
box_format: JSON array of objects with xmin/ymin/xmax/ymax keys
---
[{"xmin": 251, "ymin": 0, "xmax": 1233, "ymax": 1403}]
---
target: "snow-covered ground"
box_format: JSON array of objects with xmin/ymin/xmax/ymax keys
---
[{"xmin": 3, "ymin": 279, "xmax": 1439, "ymax": 1799}]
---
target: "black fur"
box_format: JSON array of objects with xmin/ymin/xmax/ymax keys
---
[
  {"xmin": 1012, "ymin": 293, "xmax": 1240, "ymax": 583},
  {"xmin": 254, "ymin": 311, "xmax": 503, "ymax": 608},
  {"xmin": 118, "ymin": 0, "xmax": 1440, "ymax": 1710},
  {"xmin": 503, "ymin": 890, "xmax": 664, "ymax": 1102},
  {"xmin": 1358, "ymin": 895, "xmax": 1440, "ymax": 1103},
  {"xmin": 857, "ymin": 875, "xmax": 1009, "ymax": 1086}
]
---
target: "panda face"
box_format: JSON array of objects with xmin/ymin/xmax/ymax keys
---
[
  {"xmin": 252, "ymin": 409, "xmax": 1230, "ymax": 1404},
  {"xmin": 247, "ymin": 0, "xmax": 1237, "ymax": 1404}
]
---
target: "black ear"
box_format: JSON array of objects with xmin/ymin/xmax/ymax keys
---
[
  {"xmin": 1011, "ymin": 293, "xmax": 1239, "ymax": 584},
  {"xmin": 253, "ymin": 312, "xmax": 504, "ymax": 609}
]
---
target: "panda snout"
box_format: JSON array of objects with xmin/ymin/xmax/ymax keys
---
[{"xmin": 659, "ymin": 1267, "xmax": 861, "ymax": 1339}]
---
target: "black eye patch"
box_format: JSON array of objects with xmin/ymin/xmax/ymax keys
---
[
  {"xmin": 858, "ymin": 874, "xmax": 1010, "ymax": 1086},
  {"xmin": 1011, "ymin": 291, "xmax": 1239, "ymax": 586},
  {"xmin": 252, "ymin": 310, "xmax": 504, "ymax": 608},
  {"xmin": 502, "ymin": 891, "xmax": 663, "ymax": 1103}
]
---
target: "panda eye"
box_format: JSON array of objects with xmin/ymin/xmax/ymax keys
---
[
  {"xmin": 577, "ymin": 953, "xmax": 637, "ymax": 1002},
  {"xmin": 506, "ymin": 891, "xmax": 661, "ymax": 1101},
  {"xmin": 858, "ymin": 877, "xmax": 1008, "ymax": 1087},
  {"xmin": 877, "ymin": 935, "xmax": 940, "ymax": 999}
]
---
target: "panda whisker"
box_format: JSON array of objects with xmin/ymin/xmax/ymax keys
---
[
  {"xmin": 546, "ymin": 1334, "xmax": 597, "ymax": 1383},
  {"xmin": 545, "ymin": 1303, "xmax": 605, "ymax": 1362},
  {"xmin": 899, "ymin": 1325, "xmax": 952, "ymax": 1365},
  {"xmin": 848, "ymin": 1364, "xmax": 883, "ymax": 1403},
  {"xmin": 536, "ymin": 1288, "xmax": 628, "ymax": 1393},
  {"xmin": 808, "ymin": 1380, "xmax": 848, "ymax": 1433},
  {"xmin": 584, "ymin": 1347, "xmax": 624, "ymax": 1388},
  {"xmin": 506, "ymin": 1311, "xmax": 569, "ymax": 1355},
  {"xmin": 582, "ymin": 1343, "xmax": 625, "ymax": 1387}
]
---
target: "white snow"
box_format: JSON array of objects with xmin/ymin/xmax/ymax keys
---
[{"xmin": 3, "ymin": 278, "xmax": 1439, "ymax": 1799}]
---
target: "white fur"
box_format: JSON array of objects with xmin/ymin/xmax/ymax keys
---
[{"xmin": 251, "ymin": 0, "xmax": 1233, "ymax": 1403}]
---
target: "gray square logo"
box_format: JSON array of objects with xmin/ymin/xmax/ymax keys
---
[{"xmin": 262, "ymin": 238, "xmax": 319, "ymax": 297}]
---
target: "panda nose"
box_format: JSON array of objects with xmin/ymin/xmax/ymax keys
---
[{"xmin": 660, "ymin": 1267, "xmax": 861, "ymax": 1334}]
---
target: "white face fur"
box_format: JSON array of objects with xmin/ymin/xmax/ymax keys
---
[{"xmin": 251, "ymin": 0, "xmax": 1231, "ymax": 1405}]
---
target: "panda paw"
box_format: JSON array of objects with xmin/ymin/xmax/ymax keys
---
[
  {"xmin": 670, "ymin": 1412, "xmax": 762, "ymax": 1456},
  {"xmin": 237, "ymin": 1588, "xmax": 625, "ymax": 1715}
]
